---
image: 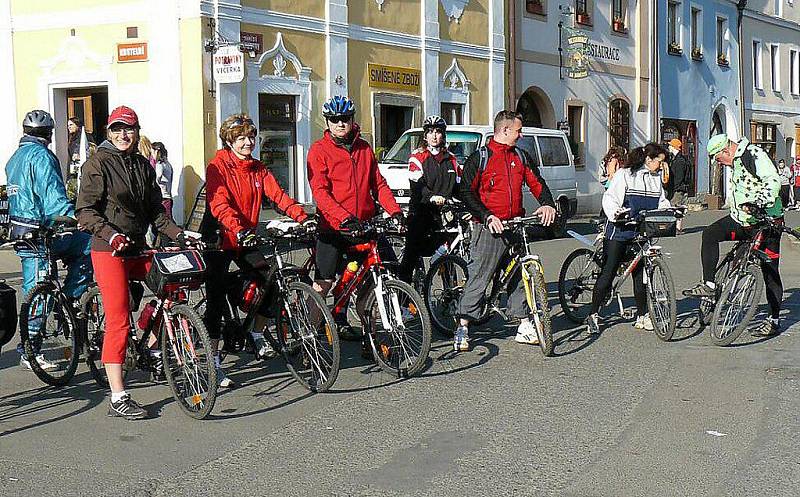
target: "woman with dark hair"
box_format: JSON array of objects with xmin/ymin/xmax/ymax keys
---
[
  {"xmin": 599, "ymin": 146, "xmax": 625, "ymax": 189},
  {"xmin": 151, "ymin": 142, "xmax": 173, "ymax": 219},
  {"xmin": 585, "ymin": 143, "xmax": 672, "ymax": 335}
]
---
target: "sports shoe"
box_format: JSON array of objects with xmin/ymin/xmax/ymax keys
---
[
  {"xmin": 514, "ymin": 318, "xmax": 540, "ymax": 345},
  {"xmin": 253, "ymin": 334, "xmax": 277, "ymax": 360},
  {"xmin": 107, "ymin": 394, "xmax": 147, "ymax": 420},
  {"xmin": 216, "ymin": 367, "xmax": 236, "ymax": 388},
  {"xmin": 20, "ymin": 354, "xmax": 58, "ymax": 371},
  {"xmin": 586, "ymin": 313, "xmax": 600, "ymax": 335},
  {"xmin": 634, "ymin": 314, "xmax": 654, "ymax": 332},
  {"xmin": 683, "ymin": 282, "xmax": 715, "ymax": 298},
  {"xmin": 453, "ymin": 325, "xmax": 469, "ymax": 352},
  {"xmin": 751, "ymin": 318, "xmax": 780, "ymax": 337},
  {"xmin": 149, "ymin": 351, "xmax": 165, "ymax": 383}
]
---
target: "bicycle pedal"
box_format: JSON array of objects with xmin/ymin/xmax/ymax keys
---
[{"xmin": 622, "ymin": 310, "xmax": 634, "ymax": 319}]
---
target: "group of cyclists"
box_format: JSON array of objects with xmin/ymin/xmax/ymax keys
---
[{"xmin": 2, "ymin": 92, "xmax": 790, "ymax": 420}]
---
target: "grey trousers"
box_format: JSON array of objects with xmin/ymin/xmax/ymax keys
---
[{"xmin": 456, "ymin": 224, "xmax": 528, "ymax": 322}]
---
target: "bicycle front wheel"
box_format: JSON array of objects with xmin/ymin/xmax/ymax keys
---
[
  {"xmin": 275, "ymin": 281, "xmax": 340, "ymax": 392},
  {"xmin": 423, "ymin": 255, "xmax": 468, "ymax": 337},
  {"xmin": 558, "ymin": 248, "xmax": 600, "ymax": 324},
  {"xmin": 81, "ymin": 286, "xmax": 136, "ymax": 388},
  {"xmin": 646, "ymin": 257, "xmax": 677, "ymax": 341},
  {"xmin": 698, "ymin": 259, "xmax": 732, "ymax": 327},
  {"xmin": 527, "ymin": 264, "xmax": 554, "ymax": 357},
  {"xmin": 161, "ymin": 304, "xmax": 217, "ymax": 419},
  {"xmin": 20, "ymin": 283, "xmax": 79, "ymax": 386},
  {"xmin": 710, "ymin": 265, "xmax": 763, "ymax": 346},
  {"xmin": 364, "ymin": 278, "xmax": 432, "ymax": 377}
]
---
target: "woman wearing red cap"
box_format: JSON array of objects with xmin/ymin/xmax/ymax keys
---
[
  {"xmin": 200, "ymin": 113, "xmax": 312, "ymax": 388},
  {"xmin": 77, "ymin": 105, "xmax": 197, "ymax": 420}
]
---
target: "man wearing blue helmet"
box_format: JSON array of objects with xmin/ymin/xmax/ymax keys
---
[{"xmin": 307, "ymin": 95, "xmax": 404, "ymax": 353}]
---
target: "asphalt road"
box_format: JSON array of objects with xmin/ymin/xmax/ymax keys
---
[{"xmin": 2, "ymin": 210, "xmax": 800, "ymax": 497}]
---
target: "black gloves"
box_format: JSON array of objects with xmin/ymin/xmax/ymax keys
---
[
  {"xmin": 391, "ymin": 212, "xmax": 407, "ymax": 231},
  {"xmin": 300, "ymin": 214, "xmax": 318, "ymax": 231},
  {"xmin": 340, "ymin": 217, "xmax": 364, "ymax": 233},
  {"xmin": 176, "ymin": 232, "xmax": 202, "ymax": 249},
  {"xmin": 236, "ymin": 227, "xmax": 259, "ymax": 248}
]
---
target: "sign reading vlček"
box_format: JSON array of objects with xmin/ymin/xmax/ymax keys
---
[{"xmin": 214, "ymin": 45, "xmax": 245, "ymax": 84}]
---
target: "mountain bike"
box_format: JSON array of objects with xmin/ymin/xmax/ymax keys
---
[
  {"xmin": 81, "ymin": 248, "xmax": 218, "ymax": 419},
  {"xmin": 18, "ymin": 218, "xmax": 83, "ymax": 386},
  {"xmin": 423, "ymin": 216, "xmax": 555, "ymax": 356},
  {"xmin": 558, "ymin": 208, "xmax": 681, "ymax": 341},
  {"xmin": 308, "ymin": 216, "xmax": 432, "ymax": 377},
  {"xmin": 698, "ymin": 205, "xmax": 800, "ymax": 345}
]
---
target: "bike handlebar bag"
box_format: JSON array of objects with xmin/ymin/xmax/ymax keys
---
[
  {"xmin": 641, "ymin": 210, "xmax": 677, "ymax": 238},
  {"xmin": 145, "ymin": 250, "xmax": 206, "ymax": 296}
]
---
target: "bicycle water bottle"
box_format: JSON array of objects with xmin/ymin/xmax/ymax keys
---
[
  {"xmin": 240, "ymin": 281, "xmax": 262, "ymax": 313},
  {"xmin": 333, "ymin": 262, "xmax": 359, "ymax": 299},
  {"xmin": 430, "ymin": 243, "xmax": 449, "ymax": 265},
  {"xmin": 137, "ymin": 300, "xmax": 158, "ymax": 330}
]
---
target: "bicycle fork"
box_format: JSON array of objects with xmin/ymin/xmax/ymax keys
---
[
  {"xmin": 521, "ymin": 256, "xmax": 543, "ymax": 331},
  {"xmin": 373, "ymin": 272, "xmax": 404, "ymax": 330}
]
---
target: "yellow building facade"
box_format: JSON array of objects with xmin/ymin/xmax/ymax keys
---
[{"xmin": 1, "ymin": 0, "xmax": 506, "ymax": 219}]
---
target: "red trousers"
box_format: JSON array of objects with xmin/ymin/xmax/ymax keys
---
[{"xmin": 91, "ymin": 250, "xmax": 152, "ymax": 364}]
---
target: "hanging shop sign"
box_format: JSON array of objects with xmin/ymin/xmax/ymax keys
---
[
  {"xmin": 240, "ymin": 31, "xmax": 263, "ymax": 54},
  {"xmin": 565, "ymin": 32, "xmax": 589, "ymax": 79},
  {"xmin": 214, "ymin": 45, "xmax": 245, "ymax": 84},
  {"xmin": 117, "ymin": 42, "xmax": 148, "ymax": 63},
  {"xmin": 368, "ymin": 64, "xmax": 421, "ymax": 92}
]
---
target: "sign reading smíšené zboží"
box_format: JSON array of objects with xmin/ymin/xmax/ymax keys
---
[{"xmin": 368, "ymin": 64, "xmax": 421, "ymax": 92}]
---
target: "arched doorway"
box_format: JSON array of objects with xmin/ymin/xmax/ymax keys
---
[
  {"xmin": 516, "ymin": 87, "xmax": 556, "ymax": 128},
  {"xmin": 710, "ymin": 107, "xmax": 726, "ymax": 200}
]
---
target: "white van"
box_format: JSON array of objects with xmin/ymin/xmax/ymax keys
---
[{"xmin": 379, "ymin": 125, "xmax": 578, "ymax": 233}]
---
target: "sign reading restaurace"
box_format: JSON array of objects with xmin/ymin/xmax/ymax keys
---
[
  {"xmin": 117, "ymin": 42, "xmax": 148, "ymax": 63},
  {"xmin": 368, "ymin": 63, "xmax": 421, "ymax": 92},
  {"xmin": 214, "ymin": 45, "xmax": 245, "ymax": 84}
]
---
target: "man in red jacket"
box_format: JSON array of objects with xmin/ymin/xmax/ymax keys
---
[
  {"xmin": 307, "ymin": 96, "xmax": 404, "ymax": 341},
  {"xmin": 454, "ymin": 110, "xmax": 557, "ymax": 352}
]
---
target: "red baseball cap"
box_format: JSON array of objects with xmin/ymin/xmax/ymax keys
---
[{"xmin": 107, "ymin": 105, "xmax": 139, "ymax": 127}]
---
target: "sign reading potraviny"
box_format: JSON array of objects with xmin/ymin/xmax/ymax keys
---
[{"xmin": 214, "ymin": 45, "xmax": 244, "ymax": 84}]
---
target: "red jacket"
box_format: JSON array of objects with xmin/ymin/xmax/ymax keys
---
[
  {"xmin": 459, "ymin": 138, "xmax": 554, "ymax": 221},
  {"xmin": 206, "ymin": 148, "xmax": 307, "ymax": 250},
  {"xmin": 307, "ymin": 126, "xmax": 401, "ymax": 231}
]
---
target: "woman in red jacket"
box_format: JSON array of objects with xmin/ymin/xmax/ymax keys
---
[{"xmin": 202, "ymin": 114, "xmax": 311, "ymax": 387}]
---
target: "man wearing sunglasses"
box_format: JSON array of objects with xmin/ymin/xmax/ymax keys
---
[
  {"xmin": 683, "ymin": 133, "xmax": 784, "ymax": 336},
  {"xmin": 307, "ymin": 95, "xmax": 404, "ymax": 346}
]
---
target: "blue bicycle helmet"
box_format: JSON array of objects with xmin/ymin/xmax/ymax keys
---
[{"xmin": 322, "ymin": 95, "xmax": 356, "ymax": 119}]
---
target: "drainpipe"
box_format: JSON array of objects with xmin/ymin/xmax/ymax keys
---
[
  {"xmin": 652, "ymin": 0, "xmax": 659, "ymax": 142},
  {"xmin": 507, "ymin": 0, "xmax": 517, "ymax": 110},
  {"xmin": 737, "ymin": 0, "xmax": 747, "ymax": 138}
]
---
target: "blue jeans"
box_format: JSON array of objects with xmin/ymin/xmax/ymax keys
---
[{"xmin": 15, "ymin": 231, "xmax": 92, "ymax": 356}]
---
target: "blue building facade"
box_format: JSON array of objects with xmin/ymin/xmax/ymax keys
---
[{"xmin": 657, "ymin": 0, "xmax": 742, "ymax": 198}]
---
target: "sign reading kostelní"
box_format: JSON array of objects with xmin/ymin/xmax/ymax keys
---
[
  {"xmin": 117, "ymin": 42, "xmax": 148, "ymax": 63},
  {"xmin": 368, "ymin": 64, "xmax": 421, "ymax": 92}
]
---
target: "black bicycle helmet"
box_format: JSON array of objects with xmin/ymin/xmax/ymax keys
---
[{"xmin": 422, "ymin": 115, "xmax": 447, "ymax": 132}]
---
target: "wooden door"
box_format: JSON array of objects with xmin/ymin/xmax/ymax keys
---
[{"xmin": 67, "ymin": 96, "xmax": 94, "ymax": 133}]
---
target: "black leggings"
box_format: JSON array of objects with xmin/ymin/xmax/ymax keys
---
[
  {"xmin": 700, "ymin": 215, "xmax": 782, "ymax": 319},
  {"xmin": 589, "ymin": 239, "xmax": 647, "ymax": 316}
]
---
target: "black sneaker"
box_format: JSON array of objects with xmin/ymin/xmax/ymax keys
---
[
  {"xmin": 683, "ymin": 283, "xmax": 715, "ymax": 298},
  {"xmin": 107, "ymin": 394, "xmax": 147, "ymax": 420},
  {"xmin": 751, "ymin": 319, "xmax": 781, "ymax": 337}
]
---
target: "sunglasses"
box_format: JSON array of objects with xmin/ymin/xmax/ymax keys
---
[
  {"xmin": 109, "ymin": 125, "xmax": 137, "ymax": 135},
  {"xmin": 328, "ymin": 115, "xmax": 352, "ymax": 124},
  {"xmin": 232, "ymin": 117, "xmax": 254, "ymax": 126}
]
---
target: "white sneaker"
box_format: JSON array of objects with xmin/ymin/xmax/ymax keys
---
[
  {"xmin": 586, "ymin": 313, "xmax": 600, "ymax": 335},
  {"xmin": 634, "ymin": 315, "xmax": 654, "ymax": 332},
  {"xmin": 453, "ymin": 325, "xmax": 470, "ymax": 352},
  {"xmin": 253, "ymin": 333, "xmax": 277, "ymax": 359},
  {"xmin": 216, "ymin": 367, "xmax": 236, "ymax": 388},
  {"xmin": 20, "ymin": 354, "xmax": 58, "ymax": 371},
  {"xmin": 514, "ymin": 318, "xmax": 540, "ymax": 345}
]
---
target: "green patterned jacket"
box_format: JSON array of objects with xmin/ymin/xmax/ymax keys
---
[{"xmin": 728, "ymin": 137, "xmax": 783, "ymax": 226}]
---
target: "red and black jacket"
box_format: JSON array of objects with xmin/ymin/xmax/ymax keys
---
[
  {"xmin": 407, "ymin": 148, "xmax": 460, "ymax": 214},
  {"xmin": 307, "ymin": 125, "xmax": 401, "ymax": 232},
  {"xmin": 459, "ymin": 138, "xmax": 554, "ymax": 222}
]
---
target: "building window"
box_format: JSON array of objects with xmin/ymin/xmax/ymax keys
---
[
  {"xmin": 567, "ymin": 104, "xmax": 585, "ymax": 164},
  {"xmin": 612, "ymin": 0, "xmax": 627, "ymax": 32},
  {"xmin": 716, "ymin": 17, "xmax": 728, "ymax": 65},
  {"xmin": 667, "ymin": 2, "xmax": 681, "ymax": 54},
  {"xmin": 776, "ymin": 0, "xmax": 783, "ymax": 17},
  {"xmin": 259, "ymin": 94, "xmax": 297, "ymax": 195},
  {"xmin": 441, "ymin": 103, "xmax": 464, "ymax": 126},
  {"xmin": 690, "ymin": 7, "xmax": 702, "ymax": 59},
  {"xmin": 751, "ymin": 122, "xmax": 778, "ymax": 160},
  {"xmin": 753, "ymin": 40, "xmax": 763, "ymax": 89},
  {"xmin": 575, "ymin": 0, "xmax": 592, "ymax": 25},
  {"xmin": 791, "ymin": 50, "xmax": 799, "ymax": 95},
  {"xmin": 126, "ymin": 26, "xmax": 138, "ymax": 39},
  {"xmin": 771, "ymin": 44, "xmax": 781, "ymax": 92},
  {"xmin": 609, "ymin": 98, "xmax": 630, "ymax": 153},
  {"xmin": 526, "ymin": 0, "xmax": 546, "ymax": 16}
]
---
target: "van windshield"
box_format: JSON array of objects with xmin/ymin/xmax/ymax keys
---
[{"xmin": 383, "ymin": 131, "xmax": 482, "ymax": 164}]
